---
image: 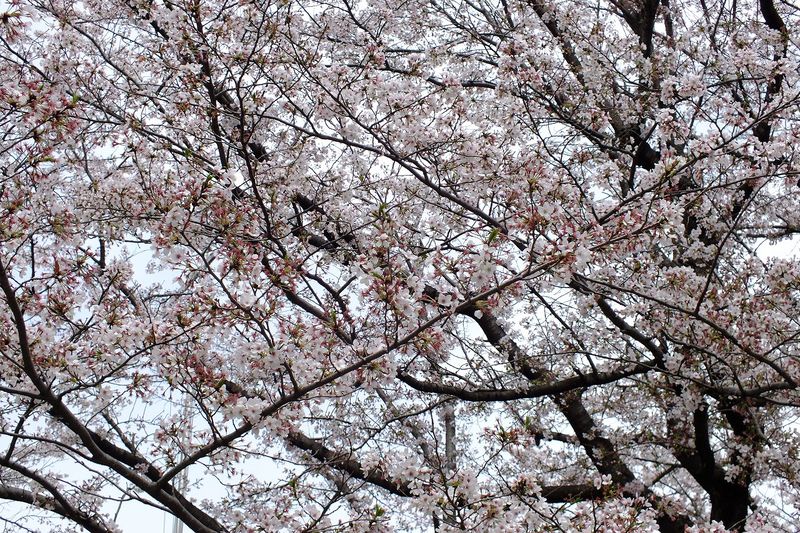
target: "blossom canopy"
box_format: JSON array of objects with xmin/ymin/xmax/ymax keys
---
[{"xmin": 0, "ymin": 0, "xmax": 799, "ymax": 531}]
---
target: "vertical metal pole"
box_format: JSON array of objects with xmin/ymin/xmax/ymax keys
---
[{"xmin": 171, "ymin": 395, "xmax": 192, "ymax": 533}]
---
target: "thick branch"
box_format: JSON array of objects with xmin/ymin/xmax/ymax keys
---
[
  {"xmin": 287, "ymin": 431, "xmax": 647, "ymax": 509},
  {"xmin": 0, "ymin": 484, "xmax": 111, "ymax": 533},
  {"xmin": 540, "ymin": 484, "xmax": 602, "ymax": 503},
  {"xmin": 0, "ymin": 456, "xmax": 113, "ymax": 533},
  {"xmin": 754, "ymin": 0, "xmax": 787, "ymax": 142},
  {"xmin": 286, "ymin": 431, "xmax": 413, "ymax": 497},
  {"xmin": 398, "ymin": 362, "xmax": 654, "ymax": 401},
  {"xmin": 463, "ymin": 307, "xmax": 640, "ymax": 485}
]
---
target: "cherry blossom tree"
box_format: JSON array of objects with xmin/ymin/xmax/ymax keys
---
[{"xmin": 1, "ymin": 0, "xmax": 799, "ymax": 530}]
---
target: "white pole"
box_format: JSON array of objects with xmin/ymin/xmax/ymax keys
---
[{"xmin": 171, "ymin": 395, "xmax": 192, "ymax": 533}]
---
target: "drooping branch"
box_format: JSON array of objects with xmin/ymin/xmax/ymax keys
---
[
  {"xmin": 0, "ymin": 484, "xmax": 112, "ymax": 533},
  {"xmin": 0, "ymin": 458, "xmax": 113, "ymax": 533}
]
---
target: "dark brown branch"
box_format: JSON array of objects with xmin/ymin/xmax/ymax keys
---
[
  {"xmin": 462, "ymin": 302, "xmax": 688, "ymax": 531},
  {"xmin": 461, "ymin": 306, "xmax": 641, "ymax": 487},
  {"xmin": 397, "ymin": 362, "xmax": 655, "ymax": 401},
  {"xmin": 610, "ymin": 0, "xmax": 660, "ymax": 58},
  {"xmin": 754, "ymin": 0, "xmax": 787, "ymax": 142},
  {"xmin": 287, "ymin": 432, "xmax": 652, "ymax": 510},
  {"xmin": 540, "ymin": 484, "xmax": 602, "ymax": 503},
  {"xmin": 592, "ymin": 293, "xmax": 665, "ymax": 362},
  {"xmin": 669, "ymin": 410, "xmax": 751, "ymax": 530},
  {"xmin": 286, "ymin": 431, "xmax": 414, "ymax": 497},
  {"xmin": 0, "ymin": 485, "xmax": 111, "ymax": 533},
  {"xmin": 0, "ymin": 459, "xmax": 112, "ymax": 533},
  {"xmin": 692, "ymin": 403, "xmax": 715, "ymax": 475},
  {"xmin": 759, "ymin": 0, "xmax": 786, "ymax": 32}
]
